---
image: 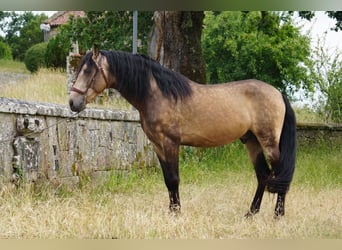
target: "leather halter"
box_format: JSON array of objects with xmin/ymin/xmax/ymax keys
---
[{"xmin": 70, "ymin": 54, "xmax": 110, "ymax": 96}]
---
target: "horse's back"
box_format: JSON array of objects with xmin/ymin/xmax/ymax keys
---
[{"xmin": 178, "ymin": 79, "xmax": 285, "ymax": 147}]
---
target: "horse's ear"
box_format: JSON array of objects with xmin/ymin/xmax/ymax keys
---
[{"xmin": 92, "ymin": 44, "xmax": 99, "ymax": 60}]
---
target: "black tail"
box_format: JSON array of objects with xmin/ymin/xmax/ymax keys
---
[{"xmin": 267, "ymin": 95, "xmax": 297, "ymax": 193}]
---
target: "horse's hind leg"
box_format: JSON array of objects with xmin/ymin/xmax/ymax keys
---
[
  {"xmin": 274, "ymin": 193, "xmax": 286, "ymax": 218},
  {"xmin": 263, "ymin": 144, "xmax": 287, "ymax": 218},
  {"xmin": 242, "ymin": 133, "xmax": 270, "ymax": 217}
]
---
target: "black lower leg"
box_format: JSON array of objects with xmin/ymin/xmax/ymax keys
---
[
  {"xmin": 245, "ymin": 183, "xmax": 266, "ymax": 217},
  {"xmin": 158, "ymin": 157, "xmax": 181, "ymax": 213},
  {"xmin": 169, "ymin": 190, "xmax": 180, "ymax": 212},
  {"xmin": 274, "ymin": 193, "xmax": 286, "ymax": 217},
  {"xmin": 246, "ymin": 152, "xmax": 271, "ymax": 217}
]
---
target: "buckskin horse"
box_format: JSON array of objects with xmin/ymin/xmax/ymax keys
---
[{"xmin": 68, "ymin": 46, "xmax": 296, "ymax": 218}]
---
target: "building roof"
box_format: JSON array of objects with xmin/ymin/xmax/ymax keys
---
[{"xmin": 44, "ymin": 11, "xmax": 85, "ymax": 27}]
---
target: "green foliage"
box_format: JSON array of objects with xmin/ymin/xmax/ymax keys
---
[
  {"xmin": 324, "ymin": 56, "xmax": 342, "ymax": 123},
  {"xmin": 0, "ymin": 40, "xmax": 12, "ymax": 60},
  {"xmin": 294, "ymin": 107, "xmax": 325, "ymax": 123},
  {"xmin": 57, "ymin": 11, "xmax": 154, "ymax": 54},
  {"xmin": 0, "ymin": 12, "xmax": 47, "ymax": 61},
  {"xmin": 326, "ymin": 11, "xmax": 342, "ymax": 31},
  {"xmin": 46, "ymin": 34, "xmax": 70, "ymax": 69},
  {"xmin": 202, "ymin": 11, "xmax": 312, "ymax": 95},
  {"xmin": 324, "ymin": 69, "xmax": 342, "ymax": 123},
  {"xmin": 296, "ymin": 11, "xmax": 342, "ymax": 31},
  {"xmin": 308, "ymin": 36, "xmax": 342, "ymax": 123},
  {"xmin": 24, "ymin": 42, "xmax": 47, "ymax": 73}
]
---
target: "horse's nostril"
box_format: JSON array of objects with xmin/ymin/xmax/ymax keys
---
[{"xmin": 69, "ymin": 99, "xmax": 78, "ymax": 112}]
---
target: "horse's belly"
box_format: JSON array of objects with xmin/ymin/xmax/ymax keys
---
[{"xmin": 180, "ymin": 126, "xmax": 245, "ymax": 147}]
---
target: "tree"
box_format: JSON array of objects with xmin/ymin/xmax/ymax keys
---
[
  {"xmin": 326, "ymin": 11, "xmax": 342, "ymax": 31},
  {"xmin": 202, "ymin": 11, "xmax": 313, "ymax": 95},
  {"xmin": 45, "ymin": 25, "xmax": 71, "ymax": 69},
  {"xmin": 296, "ymin": 11, "xmax": 342, "ymax": 31},
  {"xmin": 61, "ymin": 11, "xmax": 207, "ymax": 83},
  {"xmin": 148, "ymin": 11, "xmax": 206, "ymax": 84},
  {"xmin": 308, "ymin": 36, "xmax": 342, "ymax": 123},
  {"xmin": 63, "ymin": 11, "xmax": 153, "ymax": 54},
  {"xmin": 0, "ymin": 11, "xmax": 47, "ymax": 61},
  {"xmin": 16, "ymin": 14, "xmax": 47, "ymax": 61}
]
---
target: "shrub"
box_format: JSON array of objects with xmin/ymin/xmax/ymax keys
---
[
  {"xmin": 325, "ymin": 78, "xmax": 342, "ymax": 123},
  {"xmin": 24, "ymin": 42, "xmax": 48, "ymax": 73},
  {"xmin": 46, "ymin": 36, "xmax": 70, "ymax": 69},
  {"xmin": 309, "ymin": 37, "xmax": 342, "ymax": 124},
  {"xmin": 0, "ymin": 41, "xmax": 13, "ymax": 60}
]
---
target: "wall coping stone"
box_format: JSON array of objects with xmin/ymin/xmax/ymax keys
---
[
  {"xmin": 297, "ymin": 122, "xmax": 342, "ymax": 131},
  {"xmin": 0, "ymin": 97, "xmax": 139, "ymax": 122}
]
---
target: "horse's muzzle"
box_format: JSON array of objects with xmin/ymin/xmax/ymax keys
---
[{"xmin": 69, "ymin": 96, "xmax": 85, "ymax": 113}]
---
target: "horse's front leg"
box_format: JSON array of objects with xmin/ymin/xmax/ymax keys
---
[{"xmin": 154, "ymin": 138, "xmax": 181, "ymax": 214}]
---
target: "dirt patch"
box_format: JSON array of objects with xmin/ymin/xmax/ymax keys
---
[{"xmin": 0, "ymin": 72, "xmax": 29, "ymax": 85}]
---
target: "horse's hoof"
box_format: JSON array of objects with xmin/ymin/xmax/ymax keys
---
[
  {"xmin": 245, "ymin": 208, "xmax": 259, "ymax": 218},
  {"xmin": 273, "ymin": 212, "xmax": 285, "ymax": 220},
  {"xmin": 244, "ymin": 211, "xmax": 254, "ymax": 218},
  {"xmin": 274, "ymin": 208, "xmax": 285, "ymax": 219},
  {"xmin": 169, "ymin": 204, "xmax": 181, "ymax": 216}
]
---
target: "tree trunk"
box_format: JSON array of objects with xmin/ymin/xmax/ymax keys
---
[{"xmin": 148, "ymin": 11, "xmax": 206, "ymax": 84}]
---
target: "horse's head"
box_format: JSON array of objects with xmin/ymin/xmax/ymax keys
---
[{"xmin": 68, "ymin": 45, "xmax": 110, "ymax": 113}]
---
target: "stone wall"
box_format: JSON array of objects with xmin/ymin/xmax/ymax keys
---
[
  {"xmin": 0, "ymin": 97, "xmax": 157, "ymax": 185},
  {"xmin": 296, "ymin": 122, "xmax": 342, "ymax": 148}
]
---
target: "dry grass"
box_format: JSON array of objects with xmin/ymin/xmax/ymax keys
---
[
  {"xmin": 0, "ymin": 69, "xmax": 68, "ymax": 104},
  {"xmin": 0, "ymin": 67, "xmax": 131, "ymax": 110},
  {"xmin": 0, "ymin": 178, "xmax": 340, "ymax": 239}
]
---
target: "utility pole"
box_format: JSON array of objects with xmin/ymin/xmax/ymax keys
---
[
  {"xmin": 132, "ymin": 10, "xmax": 138, "ymax": 111},
  {"xmin": 132, "ymin": 10, "xmax": 138, "ymax": 54}
]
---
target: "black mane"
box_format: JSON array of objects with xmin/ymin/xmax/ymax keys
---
[{"xmin": 80, "ymin": 50, "xmax": 193, "ymax": 104}]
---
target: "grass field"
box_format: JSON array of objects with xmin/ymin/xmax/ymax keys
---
[
  {"xmin": 0, "ymin": 143, "xmax": 340, "ymax": 239},
  {"xmin": 0, "ymin": 61, "xmax": 131, "ymax": 110},
  {"xmin": 0, "ymin": 59, "xmax": 29, "ymax": 74},
  {"xmin": 0, "ymin": 62, "xmax": 341, "ymax": 239}
]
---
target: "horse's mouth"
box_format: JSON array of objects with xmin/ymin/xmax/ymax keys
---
[{"xmin": 69, "ymin": 98, "xmax": 86, "ymax": 113}]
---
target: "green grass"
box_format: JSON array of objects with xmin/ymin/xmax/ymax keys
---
[
  {"xmin": 294, "ymin": 106, "xmax": 325, "ymax": 124},
  {"xmin": 77, "ymin": 141, "xmax": 341, "ymax": 200},
  {"xmin": 295, "ymin": 142, "xmax": 342, "ymax": 189},
  {"xmin": 0, "ymin": 59, "xmax": 29, "ymax": 74}
]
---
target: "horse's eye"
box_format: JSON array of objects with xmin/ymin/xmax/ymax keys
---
[{"xmin": 83, "ymin": 68, "xmax": 92, "ymax": 75}]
